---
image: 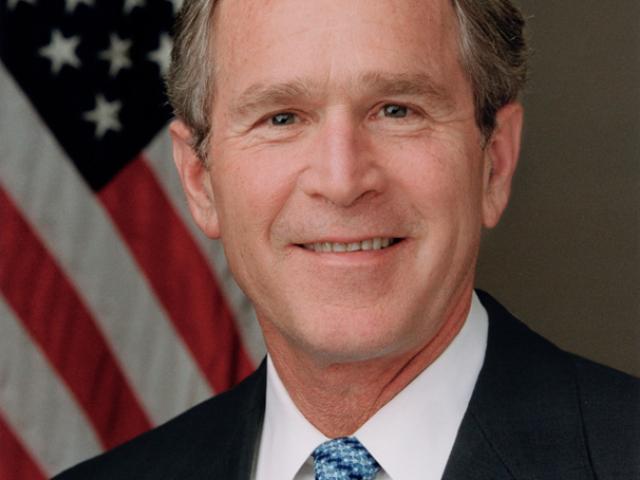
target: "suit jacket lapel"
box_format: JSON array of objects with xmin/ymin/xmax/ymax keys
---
[
  {"xmin": 443, "ymin": 291, "xmax": 595, "ymax": 480},
  {"xmin": 182, "ymin": 360, "xmax": 266, "ymax": 480},
  {"xmin": 442, "ymin": 411, "xmax": 514, "ymax": 479},
  {"xmin": 219, "ymin": 360, "xmax": 267, "ymax": 480}
]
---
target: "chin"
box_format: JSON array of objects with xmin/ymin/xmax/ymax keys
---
[{"xmin": 290, "ymin": 310, "xmax": 419, "ymax": 365}]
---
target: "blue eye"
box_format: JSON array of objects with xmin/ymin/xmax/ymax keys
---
[
  {"xmin": 271, "ymin": 112, "xmax": 296, "ymax": 125},
  {"xmin": 383, "ymin": 104, "xmax": 408, "ymax": 118}
]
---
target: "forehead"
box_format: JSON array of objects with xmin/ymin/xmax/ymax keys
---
[{"xmin": 210, "ymin": 0, "xmax": 464, "ymax": 101}]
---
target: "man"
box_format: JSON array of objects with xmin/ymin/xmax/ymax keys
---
[{"xmin": 56, "ymin": 0, "xmax": 639, "ymax": 479}]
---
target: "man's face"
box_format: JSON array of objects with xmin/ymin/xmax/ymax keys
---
[{"xmin": 176, "ymin": 0, "xmax": 521, "ymax": 363}]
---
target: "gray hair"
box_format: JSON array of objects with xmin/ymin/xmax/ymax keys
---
[{"xmin": 166, "ymin": 0, "xmax": 528, "ymax": 160}]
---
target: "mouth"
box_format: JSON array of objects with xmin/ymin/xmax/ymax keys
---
[{"xmin": 297, "ymin": 237, "xmax": 403, "ymax": 253}]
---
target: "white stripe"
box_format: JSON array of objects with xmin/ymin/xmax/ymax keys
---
[
  {"xmin": 0, "ymin": 64, "xmax": 212, "ymax": 426},
  {"xmin": 145, "ymin": 128, "xmax": 267, "ymax": 365},
  {"xmin": 0, "ymin": 296, "xmax": 101, "ymax": 477}
]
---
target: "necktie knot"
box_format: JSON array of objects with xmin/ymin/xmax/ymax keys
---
[{"xmin": 312, "ymin": 437, "xmax": 380, "ymax": 480}]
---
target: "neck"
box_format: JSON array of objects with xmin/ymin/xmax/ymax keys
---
[{"xmin": 266, "ymin": 289, "xmax": 473, "ymax": 438}]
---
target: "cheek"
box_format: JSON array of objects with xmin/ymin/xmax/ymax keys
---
[
  {"xmin": 384, "ymin": 137, "xmax": 484, "ymax": 219},
  {"xmin": 211, "ymin": 146, "xmax": 300, "ymax": 247}
]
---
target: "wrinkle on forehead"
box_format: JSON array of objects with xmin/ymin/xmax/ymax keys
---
[
  {"xmin": 212, "ymin": 0, "xmax": 456, "ymax": 61},
  {"xmin": 212, "ymin": 0, "xmax": 467, "ymax": 120}
]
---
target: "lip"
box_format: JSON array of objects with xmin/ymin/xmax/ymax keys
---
[{"xmin": 291, "ymin": 237, "xmax": 407, "ymax": 261}]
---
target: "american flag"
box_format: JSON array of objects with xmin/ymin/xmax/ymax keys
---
[{"xmin": 0, "ymin": 0, "xmax": 265, "ymax": 477}]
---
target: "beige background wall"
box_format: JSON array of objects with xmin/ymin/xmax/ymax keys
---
[{"xmin": 477, "ymin": 1, "xmax": 640, "ymax": 376}]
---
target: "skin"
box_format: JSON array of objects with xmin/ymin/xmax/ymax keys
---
[{"xmin": 171, "ymin": 0, "xmax": 523, "ymax": 436}]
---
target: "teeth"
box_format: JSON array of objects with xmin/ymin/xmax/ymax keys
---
[
  {"xmin": 303, "ymin": 238, "xmax": 396, "ymax": 253},
  {"xmin": 333, "ymin": 243, "xmax": 347, "ymax": 253},
  {"xmin": 347, "ymin": 242, "xmax": 360, "ymax": 252}
]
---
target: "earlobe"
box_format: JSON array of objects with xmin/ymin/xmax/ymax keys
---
[
  {"xmin": 169, "ymin": 120, "xmax": 221, "ymax": 238},
  {"xmin": 481, "ymin": 102, "xmax": 524, "ymax": 229}
]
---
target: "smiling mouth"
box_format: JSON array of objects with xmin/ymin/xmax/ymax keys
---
[{"xmin": 299, "ymin": 237, "xmax": 402, "ymax": 253}]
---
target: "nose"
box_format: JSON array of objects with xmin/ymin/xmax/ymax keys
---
[{"xmin": 299, "ymin": 112, "xmax": 385, "ymax": 207}]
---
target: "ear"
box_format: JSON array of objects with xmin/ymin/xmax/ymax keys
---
[
  {"xmin": 481, "ymin": 102, "xmax": 524, "ymax": 229},
  {"xmin": 169, "ymin": 120, "xmax": 220, "ymax": 238}
]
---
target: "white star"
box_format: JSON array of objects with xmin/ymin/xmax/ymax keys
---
[
  {"xmin": 148, "ymin": 33, "xmax": 172, "ymax": 76},
  {"xmin": 99, "ymin": 33, "xmax": 132, "ymax": 77},
  {"xmin": 7, "ymin": 0, "xmax": 36, "ymax": 9},
  {"xmin": 123, "ymin": 0, "xmax": 145, "ymax": 14},
  {"xmin": 65, "ymin": 0, "xmax": 94, "ymax": 13},
  {"xmin": 83, "ymin": 94, "xmax": 122, "ymax": 139},
  {"xmin": 167, "ymin": 0, "xmax": 183, "ymax": 15},
  {"xmin": 38, "ymin": 30, "xmax": 81, "ymax": 75}
]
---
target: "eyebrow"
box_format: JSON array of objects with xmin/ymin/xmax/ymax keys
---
[
  {"xmin": 229, "ymin": 80, "xmax": 317, "ymax": 118},
  {"xmin": 229, "ymin": 71, "xmax": 454, "ymax": 118},
  {"xmin": 358, "ymin": 71, "xmax": 451, "ymax": 103}
]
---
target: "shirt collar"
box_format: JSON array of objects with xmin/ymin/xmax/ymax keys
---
[
  {"xmin": 255, "ymin": 292, "xmax": 488, "ymax": 480},
  {"xmin": 255, "ymin": 355, "xmax": 328, "ymax": 480},
  {"xmin": 355, "ymin": 292, "xmax": 488, "ymax": 479}
]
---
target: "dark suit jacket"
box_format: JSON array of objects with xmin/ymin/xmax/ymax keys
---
[{"xmin": 55, "ymin": 291, "xmax": 640, "ymax": 479}]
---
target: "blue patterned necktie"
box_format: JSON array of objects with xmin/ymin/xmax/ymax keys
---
[{"xmin": 312, "ymin": 436, "xmax": 381, "ymax": 480}]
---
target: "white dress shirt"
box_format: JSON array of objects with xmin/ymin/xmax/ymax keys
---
[{"xmin": 254, "ymin": 292, "xmax": 488, "ymax": 480}]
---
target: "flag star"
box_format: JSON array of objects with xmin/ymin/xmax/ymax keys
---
[
  {"xmin": 7, "ymin": 0, "xmax": 36, "ymax": 9},
  {"xmin": 65, "ymin": 0, "xmax": 94, "ymax": 13},
  {"xmin": 99, "ymin": 33, "xmax": 132, "ymax": 77},
  {"xmin": 123, "ymin": 0, "xmax": 145, "ymax": 14},
  {"xmin": 148, "ymin": 33, "xmax": 172, "ymax": 76},
  {"xmin": 83, "ymin": 94, "xmax": 122, "ymax": 139},
  {"xmin": 38, "ymin": 30, "xmax": 81, "ymax": 75},
  {"xmin": 167, "ymin": 0, "xmax": 183, "ymax": 15}
]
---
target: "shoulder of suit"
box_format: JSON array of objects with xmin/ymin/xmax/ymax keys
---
[
  {"xmin": 571, "ymin": 354, "xmax": 640, "ymax": 477},
  {"xmin": 474, "ymin": 289, "xmax": 640, "ymax": 477},
  {"xmin": 52, "ymin": 361, "xmax": 267, "ymax": 479}
]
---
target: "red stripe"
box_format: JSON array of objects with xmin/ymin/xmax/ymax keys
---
[
  {"xmin": 0, "ymin": 187, "xmax": 152, "ymax": 449},
  {"xmin": 0, "ymin": 412, "xmax": 47, "ymax": 480},
  {"xmin": 99, "ymin": 155, "xmax": 254, "ymax": 393}
]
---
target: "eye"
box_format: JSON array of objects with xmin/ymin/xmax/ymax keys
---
[
  {"xmin": 270, "ymin": 112, "xmax": 297, "ymax": 126},
  {"xmin": 382, "ymin": 104, "xmax": 408, "ymax": 118}
]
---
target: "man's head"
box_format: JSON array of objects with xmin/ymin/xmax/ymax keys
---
[
  {"xmin": 169, "ymin": 0, "xmax": 526, "ymax": 365},
  {"xmin": 167, "ymin": 0, "xmax": 527, "ymax": 161}
]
